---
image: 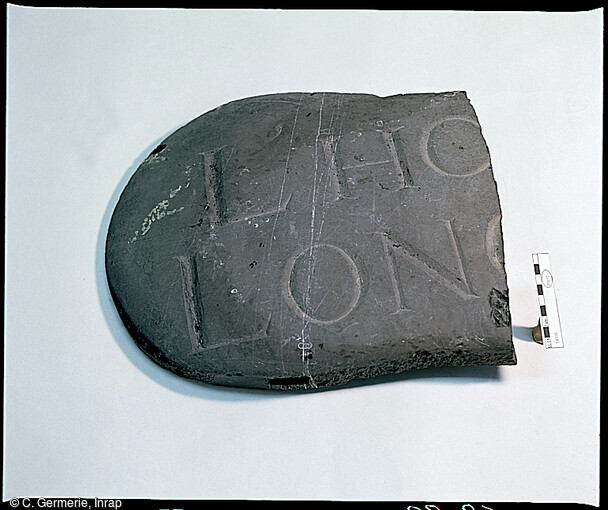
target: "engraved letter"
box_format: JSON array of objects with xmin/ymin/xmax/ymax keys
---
[
  {"xmin": 177, "ymin": 254, "xmax": 271, "ymax": 352},
  {"xmin": 283, "ymin": 243, "xmax": 361, "ymax": 324},
  {"xmin": 380, "ymin": 220, "xmax": 478, "ymax": 303}
]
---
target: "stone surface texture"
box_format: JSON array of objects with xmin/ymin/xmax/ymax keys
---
[{"xmin": 106, "ymin": 91, "xmax": 516, "ymax": 390}]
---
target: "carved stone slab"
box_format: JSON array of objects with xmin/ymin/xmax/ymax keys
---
[{"xmin": 105, "ymin": 92, "xmax": 516, "ymax": 390}]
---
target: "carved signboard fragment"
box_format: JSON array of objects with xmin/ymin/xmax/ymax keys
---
[{"xmin": 106, "ymin": 92, "xmax": 516, "ymax": 390}]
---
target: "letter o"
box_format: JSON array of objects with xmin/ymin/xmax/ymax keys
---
[{"xmin": 282, "ymin": 243, "xmax": 361, "ymax": 324}]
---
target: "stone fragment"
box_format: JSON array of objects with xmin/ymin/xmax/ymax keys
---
[{"xmin": 105, "ymin": 91, "xmax": 516, "ymax": 390}]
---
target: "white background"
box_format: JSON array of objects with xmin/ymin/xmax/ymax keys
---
[{"xmin": 5, "ymin": 7, "xmax": 602, "ymax": 505}]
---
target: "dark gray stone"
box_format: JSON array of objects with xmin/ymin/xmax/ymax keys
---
[{"xmin": 105, "ymin": 91, "xmax": 516, "ymax": 390}]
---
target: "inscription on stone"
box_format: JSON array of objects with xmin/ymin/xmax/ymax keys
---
[{"xmin": 106, "ymin": 91, "xmax": 516, "ymax": 390}]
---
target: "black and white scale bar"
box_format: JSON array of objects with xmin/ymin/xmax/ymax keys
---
[{"xmin": 532, "ymin": 253, "xmax": 564, "ymax": 349}]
